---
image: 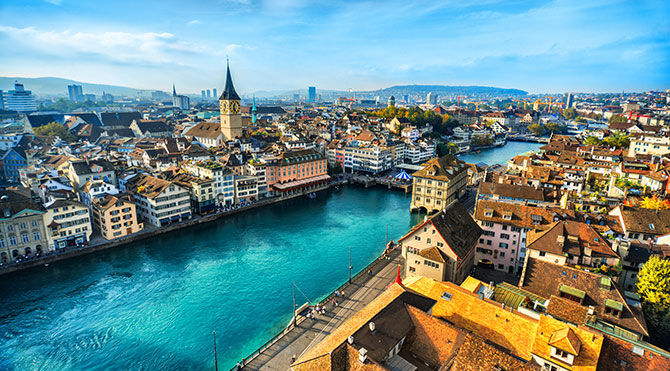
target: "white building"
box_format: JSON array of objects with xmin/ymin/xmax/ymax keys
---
[
  {"xmin": 43, "ymin": 199, "xmax": 92, "ymax": 250},
  {"xmin": 126, "ymin": 174, "xmax": 192, "ymax": 227},
  {"xmin": 2, "ymin": 82, "xmax": 37, "ymax": 112}
]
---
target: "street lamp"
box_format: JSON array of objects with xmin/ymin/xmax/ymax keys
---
[{"xmin": 348, "ymin": 246, "xmax": 352, "ymax": 284}]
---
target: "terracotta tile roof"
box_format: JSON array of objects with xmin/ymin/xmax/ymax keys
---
[
  {"xmin": 520, "ymin": 258, "xmax": 648, "ymax": 337},
  {"xmin": 531, "ymin": 315, "xmax": 602, "ymax": 371},
  {"xmin": 404, "ymin": 276, "xmax": 538, "ymax": 360},
  {"xmin": 526, "ymin": 220, "xmax": 619, "ymax": 259},
  {"xmin": 597, "ymin": 334, "xmax": 670, "ymax": 371},
  {"xmin": 418, "ymin": 246, "xmax": 448, "ymax": 262},
  {"xmin": 478, "ymin": 181, "xmax": 545, "ymax": 202},
  {"xmin": 185, "ymin": 122, "xmax": 222, "ymax": 139},
  {"xmin": 474, "ymin": 199, "xmax": 565, "ymax": 230},
  {"xmin": 611, "ymin": 206, "xmax": 670, "ymax": 236},
  {"xmin": 449, "ymin": 333, "xmax": 541, "ymax": 371},
  {"xmin": 546, "ymin": 295, "xmax": 590, "ymax": 325},
  {"xmin": 411, "ymin": 155, "xmax": 468, "ymax": 181}
]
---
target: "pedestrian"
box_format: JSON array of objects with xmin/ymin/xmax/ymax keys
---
[
  {"xmin": 368, "ymin": 269, "xmax": 372, "ymax": 276},
  {"xmin": 292, "ymin": 354, "xmax": 296, "ymax": 363}
]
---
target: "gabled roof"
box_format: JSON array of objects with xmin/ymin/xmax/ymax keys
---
[
  {"xmin": 520, "ymin": 258, "xmax": 648, "ymax": 336},
  {"xmin": 526, "ymin": 220, "xmax": 618, "ymax": 259},
  {"xmin": 549, "ymin": 327, "xmax": 582, "ymax": 355},
  {"xmin": 412, "ymin": 154, "xmax": 468, "ymax": 181},
  {"xmin": 185, "ymin": 122, "xmax": 222, "ymax": 139},
  {"xmin": 478, "ymin": 181, "xmax": 545, "ymax": 202},
  {"xmin": 0, "ymin": 189, "xmax": 44, "ymax": 218}
]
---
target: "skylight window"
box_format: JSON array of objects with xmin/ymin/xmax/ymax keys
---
[
  {"xmin": 441, "ymin": 292, "xmax": 452, "ymax": 301},
  {"xmin": 650, "ymin": 224, "xmax": 655, "ymax": 230}
]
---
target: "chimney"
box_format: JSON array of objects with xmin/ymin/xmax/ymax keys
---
[
  {"xmin": 369, "ymin": 322, "xmax": 375, "ymax": 333},
  {"xmin": 557, "ymin": 235, "xmax": 565, "ymax": 247}
]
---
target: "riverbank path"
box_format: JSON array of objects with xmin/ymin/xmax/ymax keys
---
[{"xmin": 241, "ymin": 252, "xmax": 404, "ymax": 370}]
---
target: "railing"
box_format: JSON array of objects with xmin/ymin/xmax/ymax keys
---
[{"xmin": 230, "ymin": 245, "xmax": 401, "ymax": 370}]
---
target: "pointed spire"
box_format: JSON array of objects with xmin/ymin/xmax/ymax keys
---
[
  {"xmin": 252, "ymin": 94, "xmax": 257, "ymax": 123},
  {"xmin": 252, "ymin": 95, "xmax": 257, "ymax": 112},
  {"xmin": 219, "ymin": 59, "xmax": 240, "ymax": 101}
]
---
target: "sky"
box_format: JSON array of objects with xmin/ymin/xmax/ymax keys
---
[{"xmin": 0, "ymin": 0, "xmax": 668, "ymax": 94}]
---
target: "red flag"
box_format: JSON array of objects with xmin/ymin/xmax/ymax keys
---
[{"xmin": 395, "ymin": 265, "xmax": 402, "ymax": 285}]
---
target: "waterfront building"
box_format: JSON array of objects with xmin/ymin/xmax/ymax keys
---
[
  {"xmin": 91, "ymin": 194, "xmax": 143, "ymax": 240},
  {"xmin": 182, "ymin": 160, "xmax": 235, "ymax": 206},
  {"xmin": 171, "ymin": 85, "xmax": 190, "ymax": 110},
  {"xmin": 343, "ymin": 146, "xmax": 392, "ymax": 174},
  {"xmin": 3, "ymin": 82, "xmax": 37, "ymax": 112},
  {"xmin": 266, "ymin": 149, "xmax": 330, "ymax": 194},
  {"xmin": 66, "ymin": 159, "xmax": 117, "ymax": 188},
  {"xmin": 404, "ymin": 140, "xmax": 436, "ymax": 164},
  {"xmin": 43, "ymin": 199, "xmax": 92, "ymax": 250},
  {"xmin": 247, "ymin": 160, "xmax": 268, "ymax": 198},
  {"xmin": 0, "ymin": 189, "xmax": 48, "ymax": 262},
  {"xmin": 234, "ymin": 176, "xmax": 259, "ymax": 203},
  {"xmin": 125, "ymin": 174, "xmax": 191, "ymax": 227},
  {"xmin": 399, "ymin": 201, "xmax": 481, "ymax": 284},
  {"xmin": 169, "ymin": 173, "xmax": 216, "ymax": 214},
  {"xmin": 410, "ymin": 155, "xmax": 467, "ymax": 213}
]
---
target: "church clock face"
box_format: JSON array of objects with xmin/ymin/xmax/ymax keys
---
[
  {"xmin": 220, "ymin": 100, "xmax": 228, "ymax": 112},
  {"xmin": 230, "ymin": 101, "xmax": 240, "ymax": 114}
]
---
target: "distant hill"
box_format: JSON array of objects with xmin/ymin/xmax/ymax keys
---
[
  {"xmin": 254, "ymin": 84, "xmax": 527, "ymax": 99},
  {"xmin": 0, "ymin": 77, "xmax": 155, "ymax": 97},
  {"xmin": 367, "ymin": 85, "xmax": 527, "ymax": 98}
]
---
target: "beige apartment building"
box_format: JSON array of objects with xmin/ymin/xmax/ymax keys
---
[
  {"xmin": 0, "ymin": 189, "xmax": 48, "ymax": 263},
  {"xmin": 92, "ymin": 194, "xmax": 143, "ymax": 240},
  {"xmin": 399, "ymin": 201, "xmax": 481, "ymax": 284},
  {"xmin": 43, "ymin": 199, "xmax": 92, "ymax": 250},
  {"xmin": 627, "ymin": 135, "xmax": 670, "ymax": 157},
  {"xmin": 410, "ymin": 155, "xmax": 468, "ymax": 213}
]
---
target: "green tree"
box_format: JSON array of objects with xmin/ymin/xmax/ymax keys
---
[
  {"xmin": 608, "ymin": 114, "xmax": 628, "ymax": 125},
  {"xmin": 436, "ymin": 142, "xmax": 457, "ymax": 156},
  {"xmin": 471, "ymin": 135, "xmax": 494, "ymax": 147},
  {"xmin": 583, "ymin": 136, "xmax": 602, "ymax": 146},
  {"xmin": 562, "ymin": 107, "xmax": 577, "ymax": 120},
  {"xmin": 602, "ymin": 131, "xmax": 630, "ymax": 148},
  {"xmin": 327, "ymin": 162, "xmax": 343, "ymax": 175},
  {"xmin": 33, "ymin": 122, "xmax": 76, "ymax": 142},
  {"xmin": 637, "ymin": 256, "xmax": 670, "ymax": 348},
  {"xmin": 545, "ymin": 122, "xmax": 568, "ymax": 134},
  {"xmin": 528, "ymin": 123, "xmax": 546, "ymax": 137}
]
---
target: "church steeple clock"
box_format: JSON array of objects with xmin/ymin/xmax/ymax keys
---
[{"xmin": 219, "ymin": 60, "xmax": 243, "ymax": 140}]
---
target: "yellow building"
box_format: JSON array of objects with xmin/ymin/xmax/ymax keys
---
[
  {"xmin": 410, "ymin": 155, "xmax": 468, "ymax": 213},
  {"xmin": 92, "ymin": 194, "xmax": 143, "ymax": 240}
]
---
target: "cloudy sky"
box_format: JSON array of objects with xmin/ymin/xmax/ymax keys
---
[{"xmin": 1, "ymin": 0, "xmax": 668, "ymax": 94}]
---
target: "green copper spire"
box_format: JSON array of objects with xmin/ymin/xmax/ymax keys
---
[{"xmin": 251, "ymin": 95, "xmax": 257, "ymax": 123}]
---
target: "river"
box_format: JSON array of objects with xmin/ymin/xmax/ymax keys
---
[
  {"xmin": 0, "ymin": 187, "xmax": 422, "ymax": 370},
  {"xmin": 457, "ymin": 141, "xmax": 542, "ymax": 165}
]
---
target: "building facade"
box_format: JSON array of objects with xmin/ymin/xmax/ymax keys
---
[
  {"xmin": 92, "ymin": 194, "xmax": 143, "ymax": 240},
  {"xmin": 410, "ymin": 155, "xmax": 468, "ymax": 213}
]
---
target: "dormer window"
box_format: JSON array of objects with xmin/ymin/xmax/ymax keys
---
[
  {"xmin": 502, "ymin": 213, "xmax": 512, "ymax": 220},
  {"xmin": 559, "ymin": 285, "xmax": 585, "ymax": 304},
  {"xmin": 605, "ymin": 299, "xmax": 623, "ymax": 317},
  {"xmin": 484, "ymin": 209, "xmax": 493, "ymax": 217}
]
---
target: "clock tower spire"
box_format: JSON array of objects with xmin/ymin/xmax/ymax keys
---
[{"xmin": 219, "ymin": 60, "xmax": 243, "ymax": 140}]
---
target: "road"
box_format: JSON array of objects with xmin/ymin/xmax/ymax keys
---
[{"xmin": 240, "ymin": 252, "xmax": 403, "ymax": 370}]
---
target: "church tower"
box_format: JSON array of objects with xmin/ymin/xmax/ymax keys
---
[{"xmin": 219, "ymin": 61, "xmax": 243, "ymax": 140}]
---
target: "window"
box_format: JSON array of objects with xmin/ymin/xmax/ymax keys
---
[
  {"xmin": 502, "ymin": 225, "xmax": 508, "ymax": 231},
  {"xmin": 539, "ymin": 251, "xmax": 546, "ymax": 257},
  {"xmin": 499, "ymin": 243, "xmax": 508, "ymax": 249},
  {"xmin": 426, "ymin": 238, "xmax": 431, "ymax": 244},
  {"xmin": 500, "ymin": 233, "xmax": 510, "ymax": 240},
  {"xmin": 414, "ymin": 236, "xmax": 421, "ymax": 241},
  {"xmin": 32, "ymin": 231, "xmax": 40, "ymax": 241},
  {"xmin": 486, "ymin": 240, "xmax": 492, "ymax": 245},
  {"xmin": 21, "ymin": 234, "xmax": 29, "ymax": 243}
]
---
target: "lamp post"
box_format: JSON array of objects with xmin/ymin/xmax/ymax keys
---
[{"xmin": 348, "ymin": 246, "xmax": 352, "ymax": 284}]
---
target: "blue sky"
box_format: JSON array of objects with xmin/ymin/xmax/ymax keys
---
[{"xmin": 0, "ymin": 0, "xmax": 668, "ymax": 94}]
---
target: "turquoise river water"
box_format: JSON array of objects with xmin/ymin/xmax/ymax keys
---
[
  {"xmin": 0, "ymin": 187, "xmax": 423, "ymax": 370},
  {"xmin": 457, "ymin": 141, "xmax": 542, "ymax": 165}
]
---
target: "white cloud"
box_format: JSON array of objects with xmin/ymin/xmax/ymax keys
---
[
  {"xmin": 187, "ymin": 20, "xmax": 202, "ymax": 25},
  {"xmin": 0, "ymin": 26, "xmax": 206, "ymax": 66},
  {"xmin": 43, "ymin": 0, "xmax": 63, "ymax": 5}
]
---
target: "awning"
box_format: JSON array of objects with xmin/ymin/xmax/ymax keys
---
[
  {"xmin": 395, "ymin": 170, "xmax": 412, "ymax": 180},
  {"xmin": 273, "ymin": 174, "xmax": 332, "ymax": 192},
  {"xmin": 559, "ymin": 284, "xmax": 585, "ymax": 299}
]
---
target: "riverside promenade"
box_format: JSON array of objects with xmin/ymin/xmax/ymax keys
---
[{"xmin": 238, "ymin": 248, "xmax": 404, "ymax": 370}]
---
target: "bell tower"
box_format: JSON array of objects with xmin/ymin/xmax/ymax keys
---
[{"xmin": 219, "ymin": 60, "xmax": 243, "ymax": 140}]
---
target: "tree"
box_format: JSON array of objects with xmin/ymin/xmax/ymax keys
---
[
  {"xmin": 545, "ymin": 122, "xmax": 568, "ymax": 134},
  {"xmin": 33, "ymin": 122, "xmax": 76, "ymax": 142},
  {"xmin": 640, "ymin": 195, "xmax": 670, "ymax": 210},
  {"xmin": 562, "ymin": 107, "xmax": 577, "ymax": 120},
  {"xmin": 528, "ymin": 123, "xmax": 546, "ymax": 137},
  {"xmin": 637, "ymin": 256, "xmax": 670, "ymax": 348},
  {"xmin": 437, "ymin": 142, "xmax": 457, "ymax": 156},
  {"xmin": 583, "ymin": 136, "xmax": 602, "ymax": 145},
  {"xmin": 608, "ymin": 114, "xmax": 628, "ymax": 125},
  {"xmin": 602, "ymin": 131, "xmax": 630, "ymax": 148},
  {"xmin": 471, "ymin": 134, "xmax": 494, "ymax": 147},
  {"xmin": 328, "ymin": 162, "xmax": 343, "ymax": 175}
]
